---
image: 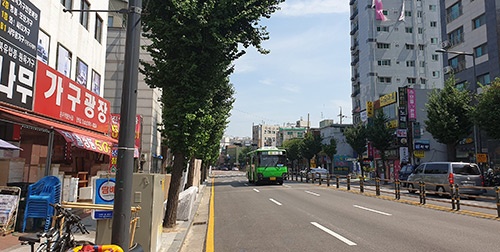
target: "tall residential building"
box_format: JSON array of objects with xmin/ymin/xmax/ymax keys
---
[
  {"xmin": 439, "ymin": 0, "xmax": 500, "ymax": 164},
  {"xmin": 252, "ymin": 124, "xmax": 279, "ymax": 148},
  {"xmin": 277, "ymin": 127, "xmax": 306, "ymax": 147},
  {"xmin": 105, "ymin": 0, "xmax": 164, "ymax": 172},
  {"xmin": 350, "ymin": 0, "xmax": 444, "ymax": 123}
]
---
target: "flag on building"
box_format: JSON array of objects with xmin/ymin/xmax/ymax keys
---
[
  {"xmin": 374, "ymin": 0, "xmax": 388, "ymax": 21},
  {"xmin": 398, "ymin": 0, "xmax": 405, "ymax": 22}
]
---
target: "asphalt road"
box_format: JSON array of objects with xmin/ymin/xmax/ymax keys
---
[{"xmin": 211, "ymin": 171, "xmax": 500, "ymax": 252}]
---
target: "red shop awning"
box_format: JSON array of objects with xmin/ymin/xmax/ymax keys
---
[{"xmin": 0, "ymin": 107, "xmax": 117, "ymax": 155}]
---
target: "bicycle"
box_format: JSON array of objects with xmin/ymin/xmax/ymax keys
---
[{"xmin": 19, "ymin": 203, "xmax": 93, "ymax": 252}]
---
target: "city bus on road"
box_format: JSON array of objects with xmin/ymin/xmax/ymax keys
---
[{"xmin": 246, "ymin": 147, "xmax": 288, "ymax": 185}]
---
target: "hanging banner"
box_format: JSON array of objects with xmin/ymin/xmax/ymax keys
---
[{"xmin": 407, "ymin": 88, "xmax": 417, "ymax": 121}]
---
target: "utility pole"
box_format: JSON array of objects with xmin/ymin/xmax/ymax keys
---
[
  {"xmin": 111, "ymin": 0, "xmax": 142, "ymax": 249},
  {"xmin": 338, "ymin": 107, "xmax": 347, "ymax": 124}
]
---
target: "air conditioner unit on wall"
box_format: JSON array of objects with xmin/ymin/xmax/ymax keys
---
[{"xmin": 443, "ymin": 66, "xmax": 453, "ymax": 74}]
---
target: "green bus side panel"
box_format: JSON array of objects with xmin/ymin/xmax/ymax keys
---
[{"xmin": 257, "ymin": 167, "xmax": 288, "ymax": 178}]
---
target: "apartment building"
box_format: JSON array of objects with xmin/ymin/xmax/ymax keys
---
[
  {"xmin": 252, "ymin": 124, "xmax": 279, "ymax": 148},
  {"xmin": 350, "ymin": 0, "xmax": 444, "ymax": 124}
]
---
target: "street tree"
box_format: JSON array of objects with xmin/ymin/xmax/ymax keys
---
[
  {"xmin": 367, "ymin": 111, "xmax": 393, "ymax": 179},
  {"xmin": 282, "ymin": 138, "xmax": 303, "ymax": 173},
  {"xmin": 301, "ymin": 132, "xmax": 323, "ymax": 168},
  {"xmin": 141, "ymin": 0, "xmax": 284, "ymax": 228},
  {"xmin": 475, "ymin": 78, "xmax": 500, "ymax": 140},
  {"xmin": 344, "ymin": 123, "xmax": 368, "ymax": 178},
  {"xmin": 322, "ymin": 138, "xmax": 337, "ymax": 170},
  {"xmin": 425, "ymin": 76, "xmax": 473, "ymax": 161}
]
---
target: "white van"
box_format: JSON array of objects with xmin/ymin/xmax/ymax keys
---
[{"xmin": 407, "ymin": 162, "xmax": 484, "ymax": 197}]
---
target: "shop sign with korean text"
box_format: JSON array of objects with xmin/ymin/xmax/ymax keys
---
[
  {"xmin": 57, "ymin": 129, "xmax": 113, "ymax": 155},
  {"xmin": 33, "ymin": 61, "xmax": 111, "ymax": 133},
  {"xmin": 0, "ymin": 0, "xmax": 40, "ymax": 109},
  {"xmin": 92, "ymin": 178, "xmax": 115, "ymax": 220}
]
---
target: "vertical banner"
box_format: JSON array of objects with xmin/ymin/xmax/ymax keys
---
[
  {"xmin": 407, "ymin": 88, "xmax": 417, "ymax": 121},
  {"xmin": 0, "ymin": 0, "xmax": 40, "ymax": 109},
  {"xmin": 92, "ymin": 178, "xmax": 115, "ymax": 220}
]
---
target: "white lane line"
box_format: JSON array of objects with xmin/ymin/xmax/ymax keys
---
[
  {"xmin": 311, "ymin": 222, "xmax": 357, "ymax": 246},
  {"xmin": 283, "ymin": 184, "xmax": 291, "ymax": 188},
  {"xmin": 353, "ymin": 205, "xmax": 392, "ymax": 216},
  {"xmin": 269, "ymin": 198, "xmax": 282, "ymax": 206},
  {"xmin": 253, "ymin": 188, "xmax": 260, "ymax": 193},
  {"xmin": 305, "ymin": 190, "xmax": 320, "ymax": 197}
]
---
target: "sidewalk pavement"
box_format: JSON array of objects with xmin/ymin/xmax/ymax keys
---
[{"xmin": 0, "ymin": 182, "xmax": 210, "ymax": 252}]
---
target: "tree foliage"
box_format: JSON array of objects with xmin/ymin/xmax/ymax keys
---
[
  {"xmin": 141, "ymin": 0, "xmax": 284, "ymax": 228},
  {"xmin": 282, "ymin": 138, "xmax": 303, "ymax": 170},
  {"xmin": 301, "ymin": 132, "xmax": 323, "ymax": 166},
  {"xmin": 425, "ymin": 75, "xmax": 473, "ymax": 160},
  {"xmin": 344, "ymin": 123, "xmax": 368, "ymax": 177},
  {"xmin": 322, "ymin": 138, "xmax": 337, "ymax": 167},
  {"xmin": 367, "ymin": 111, "xmax": 393, "ymax": 178},
  {"xmin": 475, "ymin": 78, "xmax": 500, "ymax": 140}
]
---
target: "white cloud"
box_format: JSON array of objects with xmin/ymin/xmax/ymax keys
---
[
  {"xmin": 259, "ymin": 78, "xmax": 274, "ymax": 86},
  {"xmin": 277, "ymin": 0, "xmax": 350, "ymax": 16},
  {"xmin": 281, "ymin": 84, "xmax": 301, "ymax": 93}
]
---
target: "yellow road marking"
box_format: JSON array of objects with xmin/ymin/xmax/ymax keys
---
[{"xmin": 206, "ymin": 177, "xmax": 215, "ymax": 252}]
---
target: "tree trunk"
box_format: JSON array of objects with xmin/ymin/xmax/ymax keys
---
[
  {"xmin": 185, "ymin": 156, "xmax": 195, "ymax": 190},
  {"xmin": 446, "ymin": 143, "xmax": 456, "ymax": 161},
  {"xmin": 358, "ymin": 154, "xmax": 364, "ymax": 179},
  {"xmin": 163, "ymin": 151, "xmax": 185, "ymax": 228}
]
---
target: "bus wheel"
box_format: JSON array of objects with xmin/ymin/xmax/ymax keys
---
[{"xmin": 278, "ymin": 180, "xmax": 283, "ymax": 185}]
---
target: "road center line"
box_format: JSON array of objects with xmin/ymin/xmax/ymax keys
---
[
  {"xmin": 353, "ymin": 205, "xmax": 392, "ymax": 216},
  {"xmin": 305, "ymin": 190, "xmax": 320, "ymax": 197},
  {"xmin": 311, "ymin": 222, "xmax": 357, "ymax": 246},
  {"xmin": 269, "ymin": 198, "xmax": 282, "ymax": 206},
  {"xmin": 283, "ymin": 184, "xmax": 291, "ymax": 188},
  {"xmin": 253, "ymin": 188, "xmax": 260, "ymax": 193}
]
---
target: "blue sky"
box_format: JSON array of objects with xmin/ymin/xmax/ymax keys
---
[{"xmin": 226, "ymin": 0, "xmax": 352, "ymax": 137}]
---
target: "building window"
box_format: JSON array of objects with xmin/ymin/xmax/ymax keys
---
[
  {"xmin": 108, "ymin": 16, "xmax": 114, "ymax": 28},
  {"xmin": 378, "ymin": 77, "xmax": 392, "ymax": 83},
  {"xmin": 429, "ymin": 5, "xmax": 437, "ymax": 11},
  {"xmin": 432, "ymin": 54, "xmax": 439, "ymax": 61},
  {"xmin": 405, "ymin": 44, "xmax": 414, "ymax": 50},
  {"xmin": 405, "ymin": 27, "xmax": 413, "ymax": 33},
  {"xmin": 448, "ymin": 26, "xmax": 464, "ymax": 46},
  {"xmin": 407, "ymin": 78, "xmax": 416, "ymax": 84},
  {"xmin": 430, "ymin": 38, "xmax": 438, "ymax": 44},
  {"xmin": 430, "ymin": 21, "xmax": 437, "ymax": 27},
  {"xmin": 432, "ymin": 71, "xmax": 440, "ymax": 78},
  {"xmin": 449, "ymin": 55, "xmax": 466, "ymax": 72},
  {"xmin": 377, "ymin": 43, "xmax": 390, "ymax": 49},
  {"xmin": 419, "ymin": 61, "xmax": 425, "ymax": 67},
  {"xmin": 418, "ymin": 44, "xmax": 425, "ymax": 50},
  {"xmin": 477, "ymin": 73, "xmax": 491, "ymax": 85},
  {"xmin": 61, "ymin": 0, "xmax": 72, "ymax": 9},
  {"xmin": 446, "ymin": 1, "xmax": 462, "ymax": 23},
  {"xmin": 95, "ymin": 14, "xmax": 103, "ymax": 43},
  {"xmin": 378, "ymin": 60, "xmax": 391, "ymax": 66},
  {"xmin": 417, "ymin": 11, "xmax": 422, "ymax": 18},
  {"xmin": 418, "ymin": 28, "xmax": 423, "ymax": 34},
  {"xmin": 456, "ymin": 81, "xmax": 466, "ymax": 91},
  {"xmin": 406, "ymin": 61, "xmax": 415, "ymax": 67},
  {"xmin": 80, "ymin": 0, "xmax": 90, "ymax": 30},
  {"xmin": 377, "ymin": 26, "xmax": 389, "ymax": 32},
  {"xmin": 472, "ymin": 14, "xmax": 486, "ymax": 29},
  {"xmin": 405, "ymin": 11, "xmax": 412, "ymax": 17},
  {"xmin": 420, "ymin": 78, "xmax": 427, "ymax": 85},
  {"xmin": 474, "ymin": 43, "xmax": 488, "ymax": 57}
]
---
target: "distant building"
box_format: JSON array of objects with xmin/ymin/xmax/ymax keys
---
[
  {"xmin": 252, "ymin": 124, "xmax": 279, "ymax": 148},
  {"xmin": 319, "ymin": 120, "xmax": 355, "ymax": 172},
  {"xmin": 277, "ymin": 127, "xmax": 307, "ymax": 147}
]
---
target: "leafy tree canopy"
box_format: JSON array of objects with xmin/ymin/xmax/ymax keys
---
[{"xmin": 475, "ymin": 78, "xmax": 500, "ymax": 139}]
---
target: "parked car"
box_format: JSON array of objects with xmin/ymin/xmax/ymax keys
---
[
  {"xmin": 407, "ymin": 162, "xmax": 484, "ymax": 197},
  {"xmin": 398, "ymin": 164, "xmax": 415, "ymax": 186},
  {"xmin": 307, "ymin": 168, "xmax": 330, "ymax": 179},
  {"xmin": 232, "ymin": 167, "xmax": 239, "ymax": 171}
]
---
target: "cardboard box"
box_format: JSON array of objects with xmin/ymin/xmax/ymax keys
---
[
  {"xmin": 39, "ymin": 145, "xmax": 48, "ymax": 158},
  {"xmin": 0, "ymin": 158, "xmax": 25, "ymax": 186}
]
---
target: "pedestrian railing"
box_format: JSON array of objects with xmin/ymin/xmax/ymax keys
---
[{"xmin": 286, "ymin": 172, "xmax": 500, "ymax": 218}]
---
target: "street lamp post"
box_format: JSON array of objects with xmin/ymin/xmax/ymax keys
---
[{"xmin": 436, "ymin": 48, "xmax": 479, "ymax": 162}]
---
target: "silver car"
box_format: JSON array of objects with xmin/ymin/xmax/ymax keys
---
[
  {"xmin": 307, "ymin": 168, "xmax": 330, "ymax": 179},
  {"xmin": 407, "ymin": 162, "xmax": 484, "ymax": 197}
]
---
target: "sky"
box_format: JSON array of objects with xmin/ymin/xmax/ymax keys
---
[{"xmin": 226, "ymin": 0, "xmax": 352, "ymax": 138}]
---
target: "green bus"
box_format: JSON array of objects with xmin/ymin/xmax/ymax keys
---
[{"xmin": 246, "ymin": 147, "xmax": 288, "ymax": 185}]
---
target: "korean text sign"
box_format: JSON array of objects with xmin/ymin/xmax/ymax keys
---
[
  {"xmin": 34, "ymin": 61, "xmax": 111, "ymax": 133},
  {"xmin": 92, "ymin": 178, "xmax": 115, "ymax": 220},
  {"xmin": 0, "ymin": 0, "xmax": 40, "ymax": 109}
]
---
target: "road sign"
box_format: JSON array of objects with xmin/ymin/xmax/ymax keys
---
[
  {"xmin": 92, "ymin": 178, "xmax": 115, "ymax": 220},
  {"xmin": 414, "ymin": 150, "xmax": 425, "ymax": 158},
  {"xmin": 476, "ymin": 153, "xmax": 488, "ymax": 163}
]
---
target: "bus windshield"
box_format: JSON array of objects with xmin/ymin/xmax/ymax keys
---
[{"xmin": 260, "ymin": 155, "xmax": 287, "ymax": 167}]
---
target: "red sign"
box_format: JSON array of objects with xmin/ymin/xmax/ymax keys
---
[
  {"xmin": 110, "ymin": 113, "xmax": 142, "ymax": 148},
  {"xmin": 33, "ymin": 61, "xmax": 111, "ymax": 133},
  {"xmin": 57, "ymin": 129, "xmax": 113, "ymax": 155}
]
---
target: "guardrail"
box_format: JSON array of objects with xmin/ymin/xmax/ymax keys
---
[{"xmin": 287, "ymin": 172, "xmax": 500, "ymax": 218}]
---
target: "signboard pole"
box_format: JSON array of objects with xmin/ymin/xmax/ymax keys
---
[{"xmin": 111, "ymin": 0, "xmax": 142, "ymax": 249}]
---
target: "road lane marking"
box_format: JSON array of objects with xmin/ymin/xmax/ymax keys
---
[
  {"xmin": 305, "ymin": 190, "xmax": 320, "ymax": 197},
  {"xmin": 269, "ymin": 198, "xmax": 282, "ymax": 206},
  {"xmin": 311, "ymin": 222, "xmax": 357, "ymax": 246},
  {"xmin": 353, "ymin": 205, "xmax": 392, "ymax": 216},
  {"xmin": 253, "ymin": 188, "xmax": 260, "ymax": 193},
  {"xmin": 206, "ymin": 177, "xmax": 215, "ymax": 252},
  {"xmin": 283, "ymin": 184, "xmax": 291, "ymax": 188}
]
